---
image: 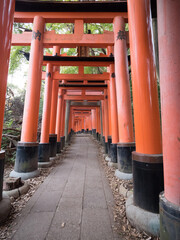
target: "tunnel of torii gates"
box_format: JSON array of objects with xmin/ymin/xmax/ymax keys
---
[{"xmin": 0, "ymin": 0, "xmax": 179, "ymax": 239}]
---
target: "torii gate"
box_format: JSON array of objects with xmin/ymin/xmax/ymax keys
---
[{"xmin": 0, "ymin": 1, "xmax": 179, "ymax": 239}]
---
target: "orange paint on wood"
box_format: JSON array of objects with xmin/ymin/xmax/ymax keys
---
[
  {"xmin": 157, "ymin": 0, "xmax": 180, "ymax": 205},
  {"xmin": 113, "ymin": 16, "xmax": 134, "ymax": 143},
  {"xmin": 14, "ymin": 11, "xmax": 128, "ymax": 23},
  {"xmin": 42, "ymin": 71, "xmax": 110, "ymax": 81},
  {"xmin": 0, "ymin": 0, "xmax": 15, "ymax": 148},
  {"xmin": 128, "ymin": 0, "xmax": 162, "ymax": 154},
  {"xmin": 108, "ymin": 62, "xmax": 119, "ymax": 144},
  {"xmin": 91, "ymin": 109, "xmax": 96, "ymax": 130},
  {"xmin": 49, "ymin": 46, "xmax": 60, "ymax": 134},
  {"xmin": 21, "ymin": 16, "xmax": 45, "ymax": 142},
  {"xmin": 40, "ymin": 63, "xmax": 53, "ymax": 143},
  {"xmin": 104, "ymin": 89, "xmax": 109, "ymax": 142},
  {"xmin": 55, "ymin": 88, "xmax": 63, "ymax": 142}
]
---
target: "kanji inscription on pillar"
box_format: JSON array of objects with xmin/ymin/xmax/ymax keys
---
[
  {"xmin": 46, "ymin": 72, "xmax": 51, "ymax": 78},
  {"xmin": 111, "ymin": 72, "xmax": 115, "ymax": 78},
  {"xmin": 116, "ymin": 30, "xmax": 126, "ymax": 40},
  {"xmin": 32, "ymin": 30, "xmax": 41, "ymax": 41}
]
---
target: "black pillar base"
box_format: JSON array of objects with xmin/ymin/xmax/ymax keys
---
[
  {"xmin": 57, "ymin": 141, "xmax": 61, "ymax": 154},
  {"xmin": 110, "ymin": 143, "xmax": 117, "ymax": 163},
  {"xmin": 10, "ymin": 142, "xmax": 39, "ymax": 180},
  {"xmin": 96, "ymin": 132, "xmax": 100, "ymax": 141},
  {"xmin": 105, "ymin": 142, "xmax": 108, "ymax": 154},
  {"xmin": 38, "ymin": 143, "xmax": 50, "ymax": 162},
  {"xmin": 89, "ymin": 130, "xmax": 92, "ymax": 135},
  {"xmin": 160, "ymin": 192, "xmax": 180, "ymax": 240},
  {"xmin": 67, "ymin": 133, "xmax": 71, "ymax": 143},
  {"xmin": 0, "ymin": 151, "xmax": 5, "ymax": 201},
  {"xmin": 117, "ymin": 142, "xmax": 135, "ymax": 173},
  {"xmin": 92, "ymin": 129, "xmax": 96, "ymax": 138},
  {"xmin": 49, "ymin": 134, "xmax": 57, "ymax": 157},
  {"xmin": 132, "ymin": 152, "xmax": 164, "ymax": 213},
  {"xmin": 102, "ymin": 136, "xmax": 105, "ymax": 147},
  {"xmin": 107, "ymin": 136, "xmax": 112, "ymax": 156},
  {"xmin": 60, "ymin": 136, "xmax": 65, "ymax": 150},
  {"xmin": 60, "ymin": 137, "xmax": 64, "ymax": 150}
]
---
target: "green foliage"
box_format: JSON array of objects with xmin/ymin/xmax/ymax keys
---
[
  {"xmin": 60, "ymin": 66, "xmax": 78, "ymax": 74},
  {"xmin": 9, "ymin": 46, "xmax": 30, "ymax": 74}
]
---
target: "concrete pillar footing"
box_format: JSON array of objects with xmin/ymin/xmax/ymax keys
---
[
  {"xmin": 0, "ymin": 193, "xmax": 11, "ymax": 225},
  {"xmin": 38, "ymin": 161, "xmax": 53, "ymax": 168},
  {"xmin": 105, "ymin": 156, "xmax": 111, "ymax": 162},
  {"xmin": 115, "ymin": 169, "xmax": 133, "ymax": 180},
  {"xmin": 3, "ymin": 182, "xmax": 30, "ymax": 199},
  {"xmin": 108, "ymin": 162, "xmax": 118, "ymax": 168},
  {"xmin": 10, "ymin": 169, "xmax": 40, "ymax": 180},
  {"xmin": 126, "ymin": 194, "xmax": 160, "ymax": 237},
  {"xmin": 49, "ymin": 155, "xmax": 59, "ymax": 161}
]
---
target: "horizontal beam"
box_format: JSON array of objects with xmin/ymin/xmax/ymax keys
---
[
  {"xmin": 43, "ymin": 61, "xmax": 112, "ymax": 67},
  {"xmin": 21, "ymin": 52, "xmax": 114, "ymax": 66},
  {"xmin": 71, "ymin": 102, "xmax": 100, "ymax": 107},
  {"xmin": 60, "ymin": 87, "xmax": 105, "ymax": 91},
  {"xmin": 15, "ymin": 1, "xmax": 127, "ymax": 14},
  {"xmin": 59, "ymin": 84, "xmax": 107, "ymax": 88},
  {"xmin": 44, "ymin": 56, "xmax": 114, "ymax": 63},
  {"xmin": 14, "ymin": 12, "xmax": 128, "ymax": 23},
  {"xmin": 64, "ymin": 95, "xmax": 104, "ymax": 101},
  {"xmin": 42, "ymin": 71, "xmax": 110, "ymax": 81},
  {"xmin": 12, "ymin": 30, "xmax": 115, "ymax": 48}
]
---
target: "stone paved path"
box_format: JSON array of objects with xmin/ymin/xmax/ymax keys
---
[{"xmin": 10, "ymin": 135, "xmax": 121, "ymax": 240}]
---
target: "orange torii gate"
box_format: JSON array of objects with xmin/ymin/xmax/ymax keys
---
[{"xmin": 0, "ymin": 1, "xmax": 179, "ymax": 238}]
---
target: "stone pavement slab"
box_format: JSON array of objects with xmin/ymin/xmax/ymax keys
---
[{"xmin": 10, "ymin": 135, "xmax": 121, "ymax": 240}]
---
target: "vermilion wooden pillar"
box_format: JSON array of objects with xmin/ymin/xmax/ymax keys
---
[
  {"xmin": 60, "ymin": 96, "xmax": 65, "ymax": 150},
  {"xmin": 81, "ymin": 116, "xmax": 85, "ymax": 132},
  {"xmin": 88, "ymin": 114, "xmax": 92, "ymax": 133},
  {"xmin": 108, "ymin": 48, "xmax": 119, "ymax": 163},
  {"xmin": 104, "ymin": 89, "xmax": 109, "ymax": 154},
  {"xmin": 157, "ymin": 0, "xmax": 180, "ymax": 238},
  {"xmin": 100, "ymin": 102, "xmax": 103, "ymax": 141},
  {"xmin": 96, "ymin": 107, "xmax": 100, "ymax": 141},
  {"xmin": 107, "ymin": 80, "xmax": 112, "ymax": 152},
  {"xmin": 68, "ymin": 107, "xmax": 72, "ymax": 141},
  {"xmin": 91, "ymin": 109, "xmax": 96, "ymax": 138},
  {"xmin": 84, "ymin": 116, "xmax": 88, "ymax": 132},
  {"xmin": 55, "ymin": 88, "xmax": 63, "ymax": 153},
  {"xmin": 127, "ymin": 0, "xmax": 164, "ymax": 223},
  {"xmin": 101, "ymin": 100, "xmax": 106, "ymax": 146},
  {"xmin": 65, "ymin": 100, "xmax": 70, "ymax": 143},
  {"xmin": 38, "ymin": 63, "xmax": 53, "ymax": 166},
  {"xmin": 11, "ymin": 16, "xmax": 45, "ymax": 180},
  {"xmin": 61, "ymin": 100, "xmax": 66, "ymax": 148},
  {"xmin": 113, "ymin": 16, "xmax": 135, "ymax": 177},
  {"xmin": 0, "ymin": 0, "xmax": 15, "ymax": 220},
  {"xmin": 49, "ymin": 46, "xmax": 60, "ymax": 157}
]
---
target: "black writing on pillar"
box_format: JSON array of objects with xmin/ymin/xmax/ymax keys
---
[
  {"xmin": 105, "ymin": 95, "xmax": 108, "ymax": 99},
  {"xmin": 59, "ymin": 95, "xmax": 62, "ymax": 99},
  {"xmin": 46, "ymin": 72, "xmax": 51, "ymax": 78},
  {"xmin": 111, "ymin": 72, "xmax": 115, "ymax": 78},
  {"xmin": 32, "ymin": 30, "xmax": 41, "ymax": 41},
  {"xmin": 116, "ymin": 30, "xmax": 126, "ymax": 41}
]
